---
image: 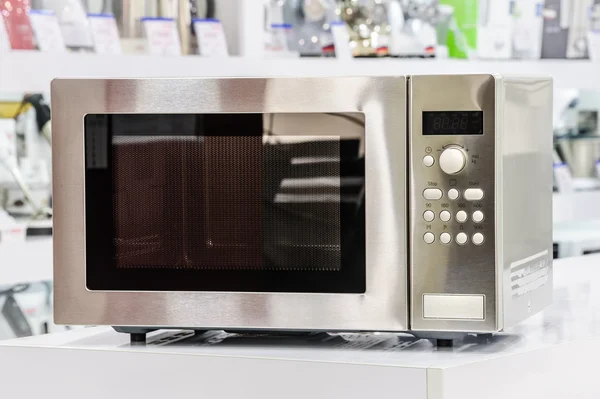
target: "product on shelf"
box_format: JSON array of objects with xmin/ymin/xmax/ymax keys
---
[
  {"xmin": 87, "ymin": 13, "xmax": 122, "ymax": 54},
  {"xmin": 28, "ymin": 9, "xmax": 67, "ymax": 53},
  {"xmin": 193, "ymin": 18, "xmax": 229, "ymax": 56},
  {"xmin": 437, "ymin": 0, "xmax": 477, "ymax": 58},
  {"xmin": 511, "ymin": 0, "xmax": 543, "ymax": 59},
  {"xmin": 387, "ymin": 0, "xmax": 438, "ymax": 58},
  {"xmin": 590, "ymin": 1, "xmax": 600, "ymax": 60},
  {"xmin": 541, "ymin": 0, "xmax": 592, "ymax": 59},
  {"xmin": 282, "ymin": 0, "xmax": 338, "ymax": 57},
  {"xmin": 34, "ymin": 0, "xmax": 94, "ymax": 51},
  {"xmin": 105, "ymin": 0, "xmax": 154, "ymax": 54},
  {"xmin": 339, "ymin": 0, "xmax": 391, "ymax": 57},
  {"xmin": 0, "ymin": 0, "xmax": 36, "ymax": 50},
  {"xmin": 476, "ymin": 0, "xmax": 512, "ymax": 59}
]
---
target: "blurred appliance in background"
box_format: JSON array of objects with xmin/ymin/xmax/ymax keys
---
[
  {"xmin": 565, "ymin": 0, "xmax": 592, "ymax": 58},
  {"xmin": 555, "ymin": 136, "xmax": 600, "ymax": 178},
  {"xmin": 437, "ymin": 0, "xmax": 477, "ymax": 58},
  {"xmin": 158, "ymin": 0, "xmax": 195, "ymax": 55},
  {"xmin": 0, "ymin": 96, "xmax": 52, "ymax": 220},
  {"xmin": 476, "ymin": 0, "xmax": 512, "ymax": 59},
  {"xmin": 0, "ymin": 0, "xmax": 36, "ymax": 50},
  {"xmin": 282, "ymin": 0, "xmax": 338, "ymax": 57},
  {"xmin": 0, "ymin": 283, "xmax": 57, "ymax": 340},
  {"xmin": 541, "ymin": 0, "xmax": 592, "ymax": 59},
  {"xmin": 340, "ymin": 0, "xmax": 391, "ymax": 57},
  {"xmin": 512, "ymin": 0, "xmax": 543, "ymax": 59},
  {"xmin": 103, "ymin": 0, "xmax": 157, "ymax": 54},
  {"xmin": 387, "ymin": 0, "xmax": 438, "ymax": 58},
  {"xmin": 32, "ymin": 0, "xmax": 95, "ymax": 51},
  {"xmin": 592, "ymin": 1, "xmax": 600, "ymax": 31},
  {"xmin": 578, "ymin": 110, "xmax": 599, "ymax": 135},
  {"xmin": 555, "ymin": 109, "xmax": 600, "ymax": 178}
]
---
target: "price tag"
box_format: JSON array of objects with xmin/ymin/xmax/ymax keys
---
[
  {"xmin": 88, "ymin": 13, "xmax": 121, "ymax": 54},
  {"xmin": 0, "ymin": 15, "xmax": 10, "ymax": 53},
  {"xmin": 554, "ymin": 162, "xmax": 574, "ymax": 193},
  {"xmin": 142, "ymin": 17, "xmax": 182, "ymax": 56},
  {"xmin": 330, "ymin": 21, "xmax": 352, "ymax": 60},
  {"xmin": 28, "ymin": 10, "xmax": 66, "ymax": 52},
  {"xmin": 193, "ymin": 19, "xmax": 229, "ymax": 57}
]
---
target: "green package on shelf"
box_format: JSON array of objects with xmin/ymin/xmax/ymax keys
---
[{"xmin": 439, "ymin": 0, "xmax": 478, "ymax": 59}]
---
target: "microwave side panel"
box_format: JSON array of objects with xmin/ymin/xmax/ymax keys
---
[
  {"xmin": 500, "ymin": 76, "xmax": 553, "ymax": 329},
  {"xmin": 408, "ymin": 74, "xmax": 498, "ymax": 333}
]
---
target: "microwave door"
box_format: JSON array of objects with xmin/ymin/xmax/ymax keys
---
[{"xmin": 84, "ymin": 112, "xmax": 366, "ymax": 293}]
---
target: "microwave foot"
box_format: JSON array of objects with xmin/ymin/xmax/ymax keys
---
[
  {"xmin": 113, "ymin": 327, "xmax": 156, "ymax": 345},
  {"xmin": 436, "ymin": 339, "xmax": 453, "ymax": 348}
]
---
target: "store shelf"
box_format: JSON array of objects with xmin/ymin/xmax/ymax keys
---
[
  {"xmin": 1, "ymin": 50, "xmax": 599, "ymax": 93},
  {"xmin": 0, "ymin": 236, "xmax": 52, "ymax": 286},
  {"xmin": 0, "ymin": 254, "xmax": 599, "ymax": 398}
]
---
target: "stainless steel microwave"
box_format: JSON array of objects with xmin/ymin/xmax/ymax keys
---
[{"xmin": 52, "ymin": 75, "xmax": 553, "ymax": 344}]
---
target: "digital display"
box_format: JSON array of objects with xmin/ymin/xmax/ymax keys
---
[{"xmin": 423, "ymin": 111, "xmax": 483, "ymax": 135}]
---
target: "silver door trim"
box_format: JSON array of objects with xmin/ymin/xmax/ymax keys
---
[{"xmin": 52, "ymin": 77, "xmax": 408, "ymax": 331}]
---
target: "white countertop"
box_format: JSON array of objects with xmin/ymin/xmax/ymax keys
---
[{"xmin": 0, "ymin": 254, "xmax": 599, "ymax": 398}]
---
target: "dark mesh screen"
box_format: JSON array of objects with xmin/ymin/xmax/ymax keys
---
[
  {"xmin": 85, "ymin": 113, "xmax": 365, "ymax": 292},
  {"xmin": 112, "ymin": 136, "xmax": 341, "ymax": 271}
]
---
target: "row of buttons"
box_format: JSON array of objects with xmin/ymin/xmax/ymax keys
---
[
  {"xmin": 424, "ymin": 232, "xmax": 485, "ymax": 245},
  {"xmin": 423, "ymin": 188, "xmax": 484, "ymax": 201},
  {"xmin": 423, "ymin": 210, "xmax": 484, "ymax": 223}
]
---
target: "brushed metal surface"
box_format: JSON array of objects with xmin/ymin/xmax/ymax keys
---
[
  {"xmin": 423, "ymin": 294, "xmax": 485, "ymax": 320},
  {"xmin": 500, "ymin": 76, "xmax": 553, "ymax": 328},
  {"xmin": 52, "ymin": 77, "xmax": 409, "ymax": 331},
  {"xmin": 409, "ymin": 75, "xmax": 498, "ymax": 332}
]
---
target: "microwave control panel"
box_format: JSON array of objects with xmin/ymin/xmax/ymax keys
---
[{"xmin": 408, "ymin": 75, "xmax": 498, "ymax": 333}]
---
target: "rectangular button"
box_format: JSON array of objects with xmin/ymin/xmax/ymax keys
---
[
  {"xmin": 464, "ymin": 188, "xmax": 484, "ymax": 201},
  {"xmin": 423, "ymin": 188, "xmax": 443, "ymax": 200},
  {"xmin": 423, "ymin": 294, "xmax": 485, "ymax": 320}
]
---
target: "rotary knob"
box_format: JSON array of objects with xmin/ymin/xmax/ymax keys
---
[{"xmin": 439, "ymin": 146, "xmax": 467, "ymax": 175}]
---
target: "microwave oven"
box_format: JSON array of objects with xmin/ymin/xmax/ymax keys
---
[{"xmin": 52, "ymin": 75, "xmax": 553, "ymax": 344}]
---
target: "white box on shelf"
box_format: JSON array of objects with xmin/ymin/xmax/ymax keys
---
[
  {"xmin": 88, "ymin": 13, "xmax": 122, "ymax": 55},
  {"xmin": 193, "ymin": 19, "xmax": 229, "ymax": 57},
  {"xmin": 512, "ymin": 0, "xmax": 543, "ymax": 59},
  {"xmin": 142, "ymin": 17, "xmax": 182, "ymax": 56},
  {"xmin": 330, "ymin": 21, "xmax": 352, "ymax": 60},
  {"xmin": 477, "ymin": 0, "xmax": 513, "ymax": 59},
  {"xmin": 27, "ymin": 10, "xmax": 66, "ymax": 53}
]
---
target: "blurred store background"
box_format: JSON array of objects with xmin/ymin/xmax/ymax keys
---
[{"xmin": 1, "ymin": 0, "xmax": 600, "ymax": 339}]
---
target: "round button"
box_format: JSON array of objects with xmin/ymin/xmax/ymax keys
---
[
  {"xmin": 439, "ymin": 146, "xmax": 467, "ymax": 175},
  {"xmin": 456, "ymin": 210, "xmax": 468, "ymax": 223},
  {"xmin": 472, "ymin": 210, "xmax": 484, "ymax": 223},
  {"xmin": 440, "ymin": 232, "xmax": 451, "ymax": 244},
  {"xmin": 473, "ymin": 233, "xmax": 485, "ymax": 245},
  {"xmin": 440, "ymin": 210, "xmax": 451, "ymax": 222},
  {"xmin": 423, "ymin": 155, "xmax": 435, "ymax": 167},
  {"xmin": 456, "ymin": 232, "xmax": 468, "ymax": 245},
  {"xmin": 424, "ymin": 232, "xmax": 435, "ymax": 244},
  {"xmin": 423, "ymin": 210, "xmax": 435, "ymax": 222},
  {"xmin": 448, "ymin": 189, "xmax": 459, "ymax": 200}
]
